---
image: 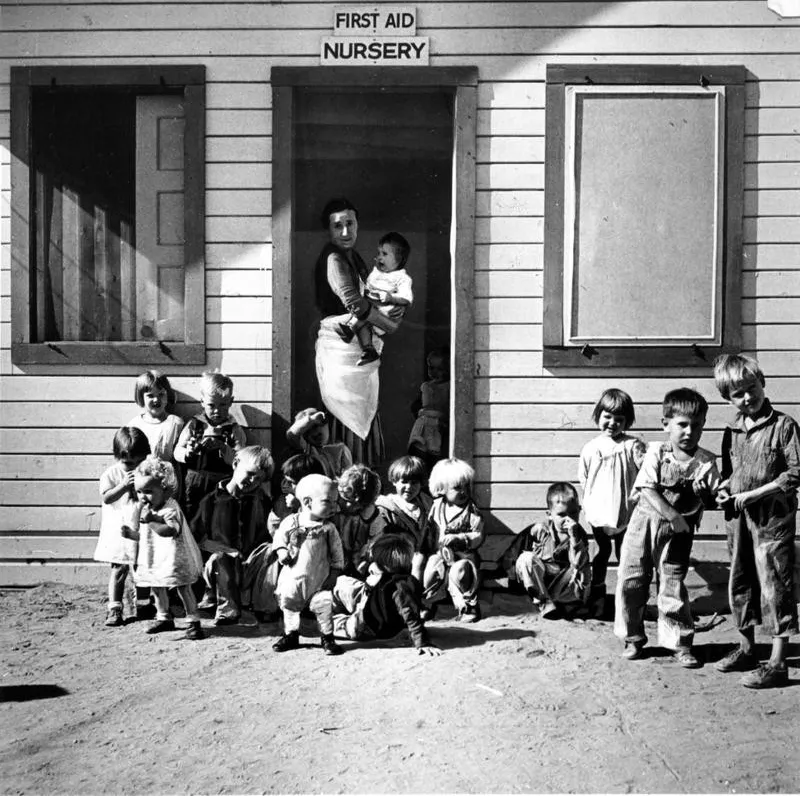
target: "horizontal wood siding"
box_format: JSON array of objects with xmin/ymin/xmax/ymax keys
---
[{"xmin": 1, "ymin": 0, "xmax": 798, "ymax": 582}]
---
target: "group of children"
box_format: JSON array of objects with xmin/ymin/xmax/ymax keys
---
[{"xmin": 94, "ymin": 354, "xmax": 798, "ymax": 688}]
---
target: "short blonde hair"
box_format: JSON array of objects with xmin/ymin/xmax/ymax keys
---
[
  {"xmin": 428, "ymin": 457, "xmax": 475, "ymax": 498},
  {"xmin": 295, "ymin": 473, "xmax": 337, "ymax": 503},
  {"xmin": 200, "ymin": 370, "xmax": 234, "ymax": 399},
  {"xmin": 134, "ymin": 456, "xmax": 178, "ymax": 498},
  {"xmin": 233, "ymin": 445, "xmax": 275, "ymax": 480},
  {"xmin": 713, "ymin": 354, "xmax": 765, "ymax": 400}
]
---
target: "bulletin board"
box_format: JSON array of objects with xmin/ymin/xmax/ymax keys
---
[{"xmin": 543, "ymin": 66, "xmax": 746, "ymax": 368}]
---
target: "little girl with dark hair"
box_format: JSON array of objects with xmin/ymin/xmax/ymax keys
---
[{"xmin": 128, "ymin": 370, "xmax": 184, "ymax": 464}]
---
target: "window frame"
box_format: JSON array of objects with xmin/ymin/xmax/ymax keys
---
[
  {"xmin": 543, "ymin": 64, "xmax": 746, "ymax": 368},
  {"xmin": 10, "ymin": 65, "xmax": 206, "ymax": 366}
]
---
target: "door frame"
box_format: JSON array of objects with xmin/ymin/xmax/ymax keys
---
[{"xmin": 271, "ymin": 66, "xmax": 478, "ymax": 460}]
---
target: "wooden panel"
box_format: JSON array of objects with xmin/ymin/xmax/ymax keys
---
[
  {"xmin": 476, "ymin": 190, "xmax": 544, "ymax": 218},
  {"xmin": 207, "ymin": 189, "xmax": 271, "ymax": 217},
  {"xmin": 0, "ymin": 562, "xmax": 107, "ymax": 587},
  {"xmin": 206, "ymin": 242, "xmax": 272, "ymax": 268},
  {"xmin": 1, "ymin": 506, "xmax": 105, "ymax": 533},
  {"xmin": 206, "ymin": 268, "xmax": 270, "ymax": 297},
  {"xmin": 206, "ymin": 295, "xmax": 270, "ymax": 324},
  {"xmin": 206, "ymin": 137, "xmax": 270, "ymax": 163},
  {"xmin": 207, "ymin": 216, "xmax": 270, "ymax": 243},
  {"xmin": 207, "ymin": 163, "xmax": 271, "ymax": 190},
  {"xmin": 476, "ymin": 243, "xmax": 543, "ymax": 271},
  {"xmin": 0, "ymin": 536, "xmax": 99, "ymax": 560},
  {"xmin": 475, "ymin": 271, "xmax": 542, "ymax": 298}
]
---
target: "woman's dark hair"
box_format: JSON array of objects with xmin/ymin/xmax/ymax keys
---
[
  {"xmin": 320, "ymin": 197, "xmax": 359, "ymax": 230},
  {"xmin": 113, "ymin": 426, "xmax": 151, "ymax": 460}
]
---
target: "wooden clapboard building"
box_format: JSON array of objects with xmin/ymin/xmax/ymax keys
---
[{"xmin": 0, "ymin": 1, "xmax": 798, "ymax": 584}]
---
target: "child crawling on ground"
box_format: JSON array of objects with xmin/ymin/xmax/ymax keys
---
[{"xmin": 331, "ymin": 530, "xmax": 441, "ymax": 656}]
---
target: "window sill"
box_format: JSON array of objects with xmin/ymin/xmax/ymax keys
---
[
  {"xmin": 11, "ymin": 342, "xmax": 205, "ymax": 366},
  {"xmin": 543, "ymin": 345, "xmax": 739, "ymax": 369}
]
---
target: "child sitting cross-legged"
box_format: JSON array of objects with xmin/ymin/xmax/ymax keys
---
[
  {"xmin": 190, "ymin": 445, "xmax": 274, "ymax": 626},
  {"xmin": 502, "ymin": 482, "xmax": 592, "ymax": 619},
  {"xmin": 614, "ymin": 388, "xmax": 721, "ymax": 668},
  {"xmin": 421, "ymin": 458, "xmax": 485, "ymax": 623},
  {"xmin": 272, "ymin": 474, "xmax": 345, "ymax": 656},
  {"xmin": 331, "ymin": 531, "xmax": 441, "ymax": 656}
]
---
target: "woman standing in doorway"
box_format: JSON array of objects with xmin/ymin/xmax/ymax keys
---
[{"xmin": 313, "ymin": 198, "xmax": 401, "ymax": 467}]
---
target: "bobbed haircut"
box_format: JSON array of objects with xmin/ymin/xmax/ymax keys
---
[
  {"xmin": 591, "ymin": 388, "xmax": 636, "ymax": 428},
  {"xmin": 134, "ymin": 370, "xmax": 175, "ymax": 408},
  {"xmin": 200, "ymin": 370, "xmax": 234, "ymax": 399},
  {"xmin": 135, "ymin": 456, "xmax": 178, "ymax": 498},
  {"xmin": 379, "ymin": 231, "xmax": 411, "ymax": 269},
  {"xmin": 281, "ymin": 453, "xmax": 326, "ymax": 482},
  {"xmin": 429, "ymin": 457, "xmax": 475, "ymax": 498},
  {"xmin": 662, "ymin": 387, "xmax": 709, "ymax": 420},
  {"xmin": 545, "ymin": 481, "xmax": 580, "ymax": 511},
  {"xmin": 320, "ymin": 197, "xmax": 358, "ymax": 230},
  {"xmin": 369, "ymin": 530, "xmax": 414, "ymax": 575},
  {"xmin": 113, "ymin": 426, "xmax": 151, "ymax": 461},
  {"xmin": 296, "ymin": 473, "xmax": 337, "ymax": 503},
  {"xmin": 387, "ymin": 455, "xmax": 427, "ymax": 484},
  {"xmin": 338, "ymin": 464, "xmax": 382, "ymax": 507},
  {"xmin": 713, "ymin": 353, "xmax": 765, "ymax": 400},
  {"xmin": 233, "ymin": 445, "xmax": 275, "ymax": 480}
]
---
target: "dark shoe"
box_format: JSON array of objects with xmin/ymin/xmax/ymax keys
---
[
  {"xmin": 715, "ymin": 647, "xmax": 758, "ymax": 673},
  {"xmin": 104, "ymin": 607, "xmax": 123, "ymax": 627},
  {"xmin": 420, "ymin": 604, "xmax": 438, "ymax": 622},
  {"xmin": 197, "ymin": 597, "xmax": 217, "ymax": 611},
  {"xmin": 459, "ymin": 604, "xmax": 482, "ymax": 623},
  {"xmin": 741, "ymin": 663, "xmax": 789, "ymax": 689},
  {"xmin": 541, "ymin": 601, "xmax": 560, "ymax": 620},
  {"xmin": 136, "ymin": 603, "xmax": 156, "ymax": 621},
  {"xmin": 184, "ymin": 621, "xmax": 206, "ymax": 640},
  {"xmin": 146, "ymin": 619, "xmax": 176, "ymax": 634},
  {"xmin": 254, "ymin": 610, "xmax": 282, "ymax": 624},
  {"xmin": 674, "ymin": 649, "xmax": 702, "ymax": 669},
  {"xmin": 335, "ymin": 323, "xmax": 355, "ymax": 343},
  {"xmin": 214, "ymin": 615, "xmax": 239, "ymax": 627},
  {"xmin": 273, "ymin": 631, "xmax": 300, "ymax": 652},
  {"xmin": 357, "ymin": 347, "xmax": 380, "ymax": 366},
  {"xmin": 321, "ymin": 634, "xmax": 344, "ymax": 656},
  {"xmin": 622, "ymin": 641, "xmax": 645, "ymax": 660}
]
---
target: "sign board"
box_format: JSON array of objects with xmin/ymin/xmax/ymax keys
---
[
  {"xmin": 333, "ymin": 6, "xmax": 417, "ymax": 35},
  {"xmin": 322, "ymin": 6, "xmax": 429, "ymax": 65}
]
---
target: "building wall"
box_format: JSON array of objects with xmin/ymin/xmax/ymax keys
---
[{"xmin": 1, "ymin": 1, "xmax": 798, "ymax": 583}]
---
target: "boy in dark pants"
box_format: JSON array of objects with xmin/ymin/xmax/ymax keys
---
[
  {"xmin": 190, "ymin": 446, "xmax": 274, "ymax": 626},
  {"xmin": 713, "ymin": 354, "xmax": 799, "ymax": 689}
]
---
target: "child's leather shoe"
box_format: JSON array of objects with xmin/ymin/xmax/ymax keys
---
[
  {"xmin": 741, "ymin": 662, "xmax": 788, "ymax": 689},
  {"xmin": 673, "ymin": 648, "xmax": 702, "ymax": 668},
  {"xmin": 336, "ymin": 323, "xmax": 355, "ymax": 343},
  {"xmin": 715, "ymin": 647, "xmax": 758, "ymax": 673},
  {"xmin": 146, "ymin": 618, "xmax": 176, "ymax": 634},
  {"xmin": 104, "ymin": 607, "xmax": 123, "ymax": 627},
  {"xmin": 622, "ymin": 641, "xmax": 645, "ymax": 660},
  {"xmin": 357, "ymin": 347, "xmax": 380, "ymax": 366},
  {"xmin": 420, "ymin": 604, "xmax": 438, "ymax": 622},
  {"xmin": 184, "ymin": 621, "xmax": 206, "ymax": 640},
  {"xmin": 273, "ymin": 631, "xmax": 300, "ymax": 652},
  {"xmin": 321, "ymin": 634, "xmax": 344, "ymax": 656}
]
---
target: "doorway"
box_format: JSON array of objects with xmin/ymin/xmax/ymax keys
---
[{"xmin": 272, "ymin": 67, "xmax": 477, "ymax": 467}]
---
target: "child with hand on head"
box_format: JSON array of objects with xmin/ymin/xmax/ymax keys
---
[
  {"xmin": 578, "ymin": 388, "xmax": 646, "ymax": 615},
  {"xmin": 615, "ymin": 388, "xmax": 720, "ymax": 668},
  {"xmin": 332, "ymin": 532, "xmax": 441, "ymax": 656},
  {"xmin": 336, "ymin": 464, "xmax": 398, "ymax": 579},
  {"xmin": 712, "ymin": 354, "xmax": 799, "ymax": 689},
  {"xmin": 337, "ymin": 231, "xmax": 413, "ymax": 366},
  {"xmin": 128, "ymin": 370, "xmax": 184, "ymax": 465},
  {"xmin": 174, "ymin": 371, "xmax": 246, "ymax": 521},
  {"xmin": 502, "ymin": 482, "xmax": 591, "ymax": 619},
  {"xmin": 190, "ymin": 446, "xmax": 274, "ymax": 626},
  {"xmin": 272, "ymin": 474, "xmax": 345, "ymax": 656},
  {"xmin": 376, "ymin": 455, "xmax": 433, "ymax": 582},
  {"xmin": 421, "ymin": 458, "xmax": 485, "ymax": 623},
  {"xmin": 268, "ymin": 454, "xmax": 326, "ymax": 536},
  {"xmin": 122, "ymin": 457, "xmax": 205, "ymax": 640},
  {"xmin": 408, "ymin": 348, "xmax": 450, "ymax": 473},
  {"xmin": 286, "ymin": 408, "xmax": 353, "ymax": 479},
  {"xmin": 94, "ymin": 427, "xmax": 151, "ymax": 627}
]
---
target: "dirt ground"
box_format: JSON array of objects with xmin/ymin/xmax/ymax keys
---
[{"xmin": 1, "ymin": 582, "xmax": 798, "ymax": 795}]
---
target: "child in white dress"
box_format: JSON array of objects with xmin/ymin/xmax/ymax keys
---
[
  {"xmin": 93, "ymin": 427, "xmax": 151, "ymax": 627},
  {"xmin": 271, "ymin": 474, "xmax": 346, "ymax": 656},
  {"xmin": 122, "ymin": 457, "xmax": 205, "ymax": 640},
  {"xmin": 578, "ymin": 388, "xmax": 646, "ymax": 615},
  {"xmin": 127, "ymin": 370, "xmax": 184, "ymax": 464},
  {"xmin": 408, "ymin": 348, "xmax": 450, "ymax": 473},
  {"xmin": 336, "ymin": 232, "xmax": 413, "ymax": 366}
]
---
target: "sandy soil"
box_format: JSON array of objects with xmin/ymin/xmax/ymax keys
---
[{"xmin": 1, "ymin": 582, "xmax": 798, "ymax": 795}]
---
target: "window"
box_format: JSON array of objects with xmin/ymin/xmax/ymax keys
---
[
  {"xmin": 10, "ymin": 66, "xmax": 206, "ymax": 365},
  {"xmin": 543, "ymin": 65, "xmax": 746, "ymax": 367}
]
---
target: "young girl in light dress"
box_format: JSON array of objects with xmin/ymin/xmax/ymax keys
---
[
  {"xmin": 578, "ymin": 389, "xmax": 646, "ymax": 614},
  {"xmin": 376, "ymin": 455, "xmax": 433, "ymax": 582},
  {"xmin": 421, "ymin": 458, "xmax": 485, "ymax": 623},
  {"xmin": 408, "ymin": 348, "xmax": 450, "ymax": 473},
  {"xmin": 128, "ymin": 371, "xmax": 184, "ymax": 464},
  {"xmin": 122, "ymin": 456, "xmax": 205, "ymax": 640},
  {"xmin": 93, "ymin": 427, "xmax": 151, "ymax": 627}
]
